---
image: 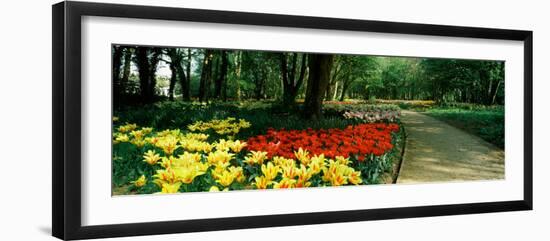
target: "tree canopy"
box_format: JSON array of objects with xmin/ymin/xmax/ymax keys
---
[{"xmin": 112, "ymin": 45, "xmax": 505, "ymax": 117}]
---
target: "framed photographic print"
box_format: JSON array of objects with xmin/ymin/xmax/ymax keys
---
[{"xmin": 52, "ymin": 1, "xmax": 533, "ymax": 240}]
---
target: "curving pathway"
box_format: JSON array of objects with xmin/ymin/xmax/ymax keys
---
[{"xmin": 396, "ymin": 110, "xmax": 505, "ymax": 184}]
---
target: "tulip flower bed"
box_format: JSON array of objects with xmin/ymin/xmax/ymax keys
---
[
  {"xmin": 324, "ymin": 104, "xmax": 401, "ymax": 123},
  {"xmin": 246, "ymin": 123, "xmax": 399, "ymax": 159},
  {"xmin": 112, "ymin": 114, "xmax": 404, "ymax": 195}
]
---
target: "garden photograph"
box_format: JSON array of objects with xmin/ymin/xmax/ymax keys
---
[{"xmin": 111, "ymin": 45, "xmax": 505, "ymax": 195}]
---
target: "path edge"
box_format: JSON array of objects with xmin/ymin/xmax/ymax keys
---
[{"xmin": 393, "ymin": 125, "xmax": 408, "ymax": 184}]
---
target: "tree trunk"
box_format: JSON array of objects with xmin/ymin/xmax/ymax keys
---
[
  {"xmin": 136, "ymin": 47, "xmax": 161, "ymax": 103},
  {"xmin": 180, "ymin": 48, "xmax": 191, "ymax": 101},
  {"xmin": 324, "ymin": 84, "xmax": 332, "ymax": 101},
  {"xmin": 166, "ymin": 48, "xmax": 183, "ymax": 101},
  {"xmin": 332, "ymin": 81, "xmax": 339, "ymax": 100},
  {"xmin": 280, "ymin": 53, "xmax": 307, "ymax": 108},
  {"xmin": 168, "ymin": 61, "xmax": 177, "ymax": 101},
  {"xmin": 121, "ymin": 47, "xmax": 133, "ymax": 95},
  {"xmin": 221, "ymin": 52, "xmax": 229, "ymax": 101},
  {"xmin": 135, "ymin": 47, "xmax": 151, "ymax": 103},
  {"xmin": 112, "ymin": 46, "xmax": 123, "ymax": 104},
  {"xmin": 234, "ymin": 51, "xmax": 242, "ymax": 101},
  {"xmin": 325, "ymin": 62, "xmax": 341, "ymax": 101},
  {"xmin": 175, "ymin": 62, "xmax": 187, "ymax": 101},
  {"xmin": 148, "ymin": 48, "xmax": 162, "ymax": 102},
  {"xmin": 254, "ymin": 72, "xmax": 264, "ymax": 100},
  {"xmin": 303, "ymin": 54, "xmax": 334, "ymax": 120},
  {"xmin": 490, "ymin": 79, "xmax": 502, "ymax": 105},
  {"xmin": 198, "ymin": 50, "xmax": 214, "ymax": 103},
  {"xmin": 339, "ymin": 82, "xmax": 349, "ymax": 101},
  {"xmin": 214, "ymin": 51, "xmax": 228, "ymax": 99}
]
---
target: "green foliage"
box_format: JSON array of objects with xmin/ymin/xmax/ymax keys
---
[
  {"xmin": 324, "ymin": 103, "xmax": 400, "ymax": 114},
  {"xmin": 420, "ymin": 59, "xmax": 505, "ymax": 104},
  {"xmin": 113, "ymin": 45, "xmax": 505, "ymax": 107},
  {"xmin": 426, "ymin": 105, "xmax": 504, "ymax": 148},
  {"xmin": 114, "ymin": 101, "xmax": 361, "ymax": 140},
  {"xmin": 112, "ymin": 142, "xmax": 159, "ymax": 188},
  {"xmin": 355, "ymin": 128, "xmax": 404, "ymax": 184}
]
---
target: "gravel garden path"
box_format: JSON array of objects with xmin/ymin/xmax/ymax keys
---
[{"xmin": 396, "ymin": 110, "xmax": 505, "ymax": 184}]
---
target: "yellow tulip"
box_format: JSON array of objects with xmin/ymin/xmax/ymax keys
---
[
  {"xmin": 143, "ymin": 150, "xmax": 161, "ymax": 165},
  {"xmin": 117, "ymin": 123, "xmax": 138, "ymax": 133},
  {"xmin": 187, "ymin": 122, "xmax": 202, "ymax": 132},
  {"xmin": 215, "ymin": 139, "xmax": 231, "ymax": 152},
  {"xmin": 330, "ymin": 173, "xmax": 348, "ymax": 186},
  {"xmin": 131, "ymin": 175, "xmax": 147, "ymax": 187},
  {"xmin": 307, "ymin": 158, "xmax": 323, "ymax": 175},
  {"xmin": 281, "ymin": 165, "xmax": 298, "ymax": 179},
  {"xmin": 229, "ymin": 140, "xmax": 247, "ymax": 153},
  {"xmin": 141, "ymin": 127, "xmax": 153, "ymax": 134},
  {"xmin": 198, "ymin": 142, "xmax": 213, "ymax": 153},
  {"xmin": 322, "ymin": 160, "xmax": 339, "ymax": 183},
  {"xmin": 296, "ymin": 165, "xmax": 312, "ymax": 182},
  {"xmin": 294, "ymin": 148, "xmax": 311, "ymax": 165},
  {"xmin": 153, "ymin": 168, "xmax": 179, "ymax": 184},
  {"xmin": 335, "ymin": 156, "xmax": 351, "ymax": 165},
  {"xmin": 273, "ymin": 178, "xmax": 296, "ymax": 189},
  {"xmin": 215, "ymin": 170, "xmax": 235, "ymax": 187},
  {"xmin": 130, "ymin": 130, "xmax": 144, "ymax": 140},
  {"xmin": 347, "ymin": 169, "xmax": 363, "ymax": 185},
  {"xmin": 309, "ymin": 154, "xmax": 326, "ymax": 167},
  {"xmin": 161, "ymin": 182, "xmax": 181, "ymax": 194},
  {"xmin": 253, "ymin": 176, "xmax": 273, "ymax": 189},
  {"xmin": 207, "ymin": 150, "xmax": 234, "ymax": 165},
  {"xmin": 261, "ymin": 162, "xmax": 280, "ymax": 181},
  {"xmin": 156, "ymin": 136, "xmax": 179, "ymax": 156},
  {"xmin": 244, "ymin": 151, "xmax": 268, "ymax": 165},
  {"xmin": 183, "ymin": 133, "xmax": 209, "ymax": 141},
  {"xmin": 195, "ymin": 162, "xmax": 210, "ymax": 173},
  {"xmin": 273, "ymin": 156, "xmax": 296, "ymax": 169},
  {"xmin": 114, "ymin": 134, "xmax": 129, "ymax": 142},
  {"xmin": 321, "ymin": 160, "xmax": 351, "ymax": 186},
  {"xmin": 238, "ymin": 119, "xmax": 251, "ymax": 128},
  {"xmin": 130, "ymin": 138, "xmax": 146, "ymax": 147},
  {"xmin": 175, "ymin": 167, "xmax": 205, "ymax": 184},
  {"xmin": 177, "ymin": 152, "xmax": 202, "ymax": 166},
  {"xmin": 228, "ymin": 166, "xmax": 245, "ymax": 183},
  {"xmin": 159, "ymin": 156, "xmax": 178, "ymax": 169},
  {"xmin": 145, "ymin": 136, "xmax": 159, "ymax": 145},
  {"xmin": 188, "ymin": 118, "xmax": 250, "ymax": 136}
]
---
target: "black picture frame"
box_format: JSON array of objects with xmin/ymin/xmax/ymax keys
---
[{"xmin": 52, "ymin": 1, "xmax": 533, "ymax": 240}]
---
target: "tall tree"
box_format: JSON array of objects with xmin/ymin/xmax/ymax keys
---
[
  {"xmin": 280, "ymin": 53, "xmax": 307, "ymax": 108},
  {"xmin": 331, "ymin": 56, "xmax": 378, "ymax": 101},
  {"xmin": 120, "ymin": 47, "xmax": 133, "ymax": 95},
  {"xmin": 135, "ymin": 47, "xmax": 162, "ymax": 103},
  {"xmin": 181, "ymin": 48, "xmax": 192, "ymax": 101},
  {"xmin": 165, "ymin": 48, "xmax": 186, "ymax": 101},
  {"xmin": 325, "ymin": 56, "xmax": 342, "ymax": 101},
  {"xmin": 112, "ymin": 46, "xmax": 124, "ymax": 103},
  {"xmin": 234, "ymin": 51, "xmax": 243, "ymax": 101},
  {"xmin": 214, "ymin": 50, "xmax": 229, "ymax": 99},
  {"xmin": 242, "ymin": 52, "xmax": 271, "ymax": 100},
  {"xmin": 198, "ymin": 49, "xmax": 214, "ymax": 102},
  {"xmin": 419, "ymin": 58, "xmax": 504, "ymax": 104},
  {"xmin": 303, "ymin": 54, "xmax": 334, "ymax": 120}
]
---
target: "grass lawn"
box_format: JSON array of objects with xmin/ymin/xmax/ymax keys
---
[{"xmin": 424, "ymin": 106, "xmax": 504, "ymax": 149}]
